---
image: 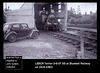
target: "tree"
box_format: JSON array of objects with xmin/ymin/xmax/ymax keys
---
[
  {"xmin": 90, "ymin": 13, "xmax": 97, "ymax": 27},
  {"xmin": 68, "ymin": 17, "xmax": 76, "ymax": 24}
]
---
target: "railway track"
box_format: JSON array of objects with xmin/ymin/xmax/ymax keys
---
[{"xmin": 49, "ymin": 30, "xmax": 97, "ymax": 54}]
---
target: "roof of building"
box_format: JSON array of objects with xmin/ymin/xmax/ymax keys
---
[{"xmin": 4, "ymin": 22, "xmax": 28, "ymax": 25}]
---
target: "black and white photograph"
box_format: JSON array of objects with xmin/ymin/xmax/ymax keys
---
[{"xmin": 3, "ymin": 2, "xmax": 97, "ymax": 60}]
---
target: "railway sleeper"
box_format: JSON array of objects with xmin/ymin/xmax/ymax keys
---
[
  {"xmin": 72, "ymin": 40, "xmax": 80, "ymax": 45},
  {"xmin": 84, "ymin": 43, "xmax": 97, "ymax": 53},
  {"xmin": 58, "ymin": 36, "xmax": 66, "ymax": 40},
  {"xmin": 53, "ymin": 34, "xmax": 57, "ymax": 36},
  {"xmin": 93, "ymin": 48, "xmax": 97, "ymax": 53},
  {"xmin": 66, "ymin": 39, "xmax": 73, "ymax": 43},
  {"xmin": 75, "ymin": 44, "xmax": 80, "ymax": 49},
  {"xmin": 62, "ymin": 38, "xmax": 69, "ymax": 41},
  {"xmin": 85, "ymin": 46, "xmax": 93, "ymax": 51},
  {"xmin": 54, "ymin": 35, "xmax": 59, "ymax": 39},
  {"xmin": 92, "ymin": 45, "xmax": 97, "ymax": 53}
]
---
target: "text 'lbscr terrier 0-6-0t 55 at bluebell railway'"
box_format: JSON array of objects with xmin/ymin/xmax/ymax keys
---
[{"xmin": 3, "ymin": 22, "xmax": 39, "ymax": 42}]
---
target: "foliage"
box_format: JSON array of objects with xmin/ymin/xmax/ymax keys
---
[{"xmin": 67, "ymin": 8, "xmax": 97, "ymax": 27}]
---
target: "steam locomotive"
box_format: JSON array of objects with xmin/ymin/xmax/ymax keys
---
[
  {"xmin": 44, "ymin": 13, "xmax": 60, "ymax": 31},
  {"xmin": 40, "ymin": 8, "xmax": 60, "ymax": 31}
]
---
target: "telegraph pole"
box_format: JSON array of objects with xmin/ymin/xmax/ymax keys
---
[
  {"xmin": 64, "ymin": 2, "xmax": 67, "ymax": 31},
  {"xmin": 32, "ymin": 3, "xmax": 36, "ymax": 29},
  {"xmin": 5, "ymin": 3, "xmax": 7, "ymax": 11},
  {"xmin": 77, "ymin": 5, "xmax": 81, "ymax": 14},
  {"xmin": 5, "ymin": 3, "xmax": 7, "ymax": 9},
  {"xmin": 80, "ymin": 30, "xmax": 84, "ymax": 59}
]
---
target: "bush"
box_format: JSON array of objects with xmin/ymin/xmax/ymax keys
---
[
  {"xmin": 68, "ymin": 12, "xmax": 97, "ymax": 28},
  {"xmin": 68, "ymin": 17, "xmax": 76, "ymax": 24}
]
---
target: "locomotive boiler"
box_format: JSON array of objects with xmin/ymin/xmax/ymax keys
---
[{"xmin": 44, "ymin": 9, "xmax": 60, "ymax": 31}]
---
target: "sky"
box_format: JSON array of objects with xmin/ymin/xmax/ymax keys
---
[
  {"xmin": 3, "ymin": 2, "xmax": 97, "ymax": 14},
  {"xmin": 67, "ymin": 2, "xmax": 97, "ymax": 14}
]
